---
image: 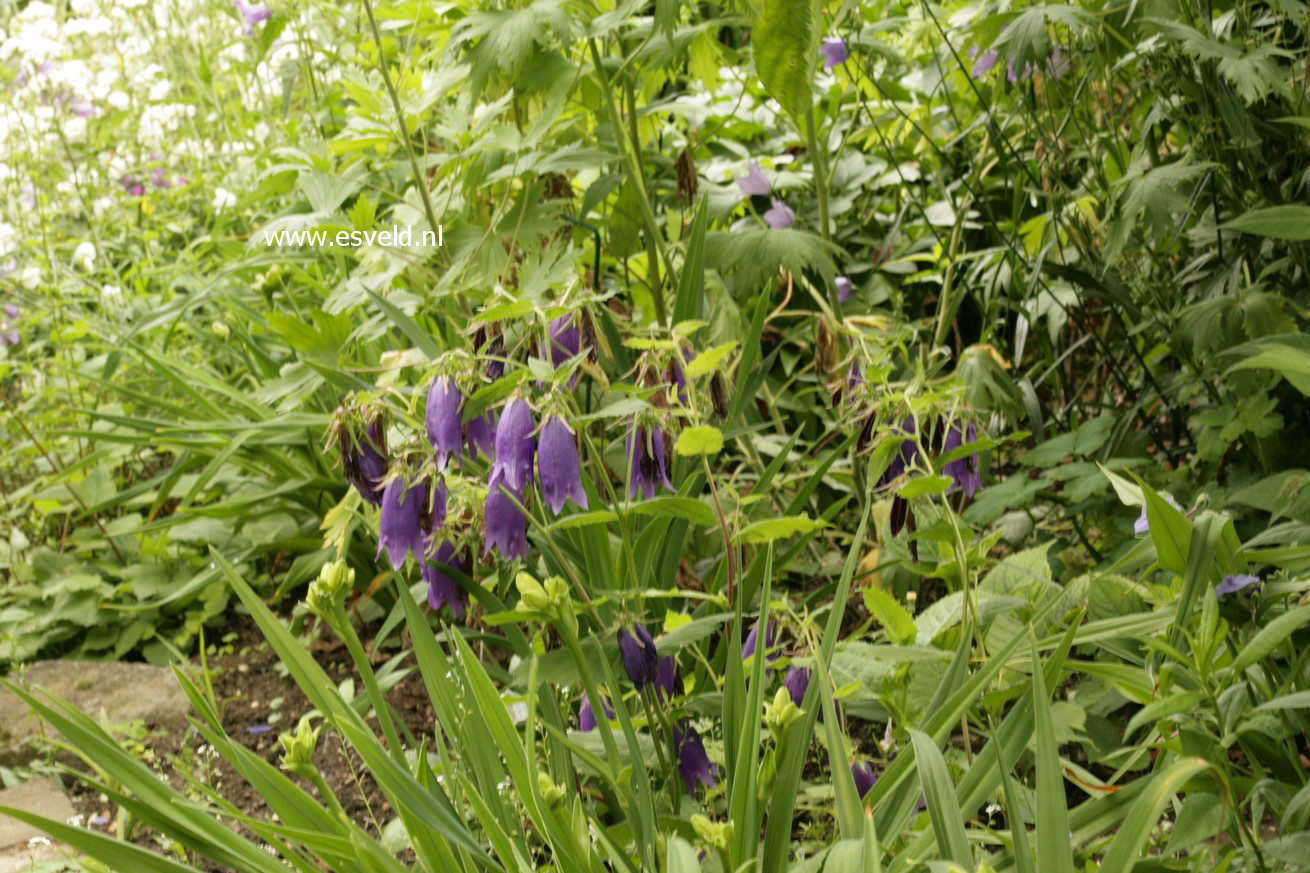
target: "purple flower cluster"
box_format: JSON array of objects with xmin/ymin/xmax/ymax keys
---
[
  {"xmin": 1, "ymin": 304, "xmax": 19, "ymax": 346},
  {"xmin": 968, "ymin": 41, "xmax": 1070, "ymax": 83}
]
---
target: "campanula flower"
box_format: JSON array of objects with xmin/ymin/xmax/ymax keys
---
[
  {"xmin": 743, "ymin": 618, "xmax": 779, "ymax": 661},
  {"xmin": 737, "ymin": 161, "xmax": 771, "ymax": 197},
  {"xmin": 547, "ymin": 314, "xmax": 580, "ymax": 387},
  {"xmin": 378, "ymin": 478, "xmax": 427, "ymax": 569},
  {"xmin": 1, "ymin": 304, "xmax": 18, "ymax": 346},
  {"xmin": 424, "ymin": 541, "xmax": 469, "ymax": 617},
  {"xmin": 784, "ymin": 665, "xmax": 809, "ymax": 707},
  {"xmin": 626, "ymin": 421, "xmax": 673, "ymax": 500},
  {"xmin": 491, "ymin": 398, "xmax": 535, "ymax": 492},
  {"xmin": 234, "ymin": 0, "xmax": 271, "ymax": 35},
  {"xmin": 835, "ymin": 276, "xmax": 853, "ymax": 304},
  {"xmin": 1134, "ymin": 492, "xmax": 1183, "ymax": 534},
  {"xmin": 820, "ymin": 37, "xmax": 849, "ymax": 69},
  {"xmin": 467, "ymin": 411, "xmax": 496, "ymax": 462},
  {"xmin": 969, "ymin": 44, "xmax": 999, "ymax": 78},
  {"xmin": 425, "ymin": 377, "xmax": 462, "ymax": 471},
  {"xmin": 942, "ymin": 422, "xmax": 981, "ymax": 497},
  {"xmin": 654, "ymin": 656, "xmax": 678, "ymax": 703},
  {"xmin": 579, "ymin": 692, "xmax": 613, "ymax": 731},
  {"xmin": 337, "ymin": 407, "xmax": 387, "ymax": 506},
  {"xmin": 674, "ymin": 725, "xmax": 719, "ymax": 793},
  {"xmin": 484, "ymin": 472, "xmax": 529, "ymax": 560},
  {"xmin": 851, "ymin": 762, "xmax": 877, "ymax": 799},
  {"xmin": 763, "ymin": 198, "xmax": 795, "ymax": 230},
  {"xmin": 485, "ymin": 334, "xmax": 506, "ymax": 381},
  {"xmin": 1216, "ymin": 573, "xmax": 1259, "ymax": 597},
  {"xmin": 537, "ymin": 416, "xmax": 588, "ymax": 515},
  {"xmin": 617, "ymin": 624, "xmax": 658, "ymax": 689}
]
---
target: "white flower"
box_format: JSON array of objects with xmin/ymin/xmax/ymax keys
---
[
  {"xmin": 0, "ymin": 222, "xmax": 15, "ymax": 258},
  {"xmin": 20, "ymin": 267, "xmax": 41, "ymax": 289},
  {"xmin": 212, "ymin": 187, "xmax": 236, "ymax": 212},
  {"xmin": 106, "ymin": 90, "xmax": 130, "ymax": 111},
  {"xmin": 73, "ymin": 241, "xmax": 96, "ymax": 271},
  {"xmin": 100, "ymin": 284, "xmax": 122, "ymax": 303}
]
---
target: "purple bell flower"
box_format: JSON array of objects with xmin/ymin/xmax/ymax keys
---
[
  {"xmin": 851, "ymin": 762, "xmax": 877, "ymax": 799},
  {"xmin": 763, "ymin": 198, "xmax": 795, "ymax": 230},
  {"xmin": 579, "ymin": 692, "xmax": 614, "ymax": 731},
  {"xmin": 1216, "ymin": 573, "xmax": 1259, "ymax": 597},
  {"xmin": 234, "ymin": 0, "xmax": 271, "ymax": 35},
  {"xmin": 617, "ymin": 624, "xmax": 658, "ymax": 689},
  {"xmin": 942, "ymin": 422, "xmax": 981, "ymax": 497},
  {"xmin": 485, "ymin": 335, "xmax": 506, "ymax": 381},
  {"xmin": 377, "ymin": 478, "xmax": 427, "ymax": 569},
  {"xmin": 835, "ymin": 276, "xmax": 853, "ymax": 304},
  {"xmin": 821, "ymin": 37, "xmax": 849, "ymax": 69},
  {"xmin": 970, "ymin": 44, "xmax": 999, "ymax": 78},
  {"xmin": 674, "ymin": 724, "xmax": 719, "ymax": 794},
  {"xmin": 548, "ymin": 314, "xmax": 581, "ymax": 388},
  {"xmin": 484, "ymin": 472, "xmax": 529, "ymax": 560},
  {"xmin": 742, "ymin": 618, "xmax": 778, "ymax": 661},
  {"xmin": 424, "ymin": 540, "xmax": 469, "ymax": 617},
  {"xmin": 784, "ymin": 665, "xmax": 809, "ymax": 708},
  {"xmin": 425, "ymin": 377, "xmax": 463, "ymax": 471},
  {"xmin": 1134, "ymin": 492, "xmax": 1183, "ymax": 534},
  {"xmin": 467, "ymin": 411, "xmax": 496, "ymax": 462},
  {"xmin": 737, "ymin": 161, "xmax": 771, "ymax": 197},
  {"xmin": 626, "ymin": 421, "xmax": 673, "ymax": 500},
  {"xmin": 537, "ymin": 416, "xmax": 588, "ymax": 515},
  {"xmin": 491, "ymin": 398, "xmax": 535, "ymax": 493},
  {"xmin": 1, "ymin": 304, "xmax": 19, "ymax": 346},
  {"xmin": 338, "ymin": 409, "xmax": 387, "ymax": 506},
  {"xmin": 654, "ymin": 656, "xmax": 678, "ymax": 704}
]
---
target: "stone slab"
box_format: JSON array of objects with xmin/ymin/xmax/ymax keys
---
[
  {"xmin": 0, "ymin": 661, "xmax": 191, "ymax": 767},
  {"xmin": 0, "ymin": 778, "xmax": 75, "ymax": 872}
]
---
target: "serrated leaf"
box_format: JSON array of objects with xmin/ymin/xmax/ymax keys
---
[
  {"xmin": 752, "ymin": 0, "xmax": 816, "ymax": 123},
  {"xmin": 739, "ymin": 513, "xmax": 824, "ymax": 544},
  {"xmin": 1222, "ymin": 206, "xmax": 1310, "ymax": 241},
  {"xmin": 684, "ymin": 342, "xmax": 737, "ymax": 378},
  {"xmin": 862, "ymin": 587, "xmax": 916, "ymax": 646}
]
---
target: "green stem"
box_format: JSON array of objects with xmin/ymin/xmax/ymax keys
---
[
  {"xmin": 804, "ymin": 103, "xmax": 840, "ymax": 320},
  {"xmin": 332, "ymin": 602, "xmax": 406, "ymax": 767},
  {"xmin": 932, "ymin": 218, "xmax": 964, "ymax": 349}
]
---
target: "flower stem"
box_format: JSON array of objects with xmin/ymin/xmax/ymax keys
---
[{"xmin": 804, "ymin": 103, "xmax": 841, "ymax": 319}]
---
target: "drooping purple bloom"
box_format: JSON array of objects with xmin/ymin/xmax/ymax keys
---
[
  {"xmin": 491, "ymin": 398, "xmax": 535, "ymax": 492},
  {"xmin": 579, "ymin": 692, "xmax": 613, "ymax": 731},
  {"xmin": 1134, "ymin": 493, "xmax": 1183, "ymax": 535},
  {"xmin": 821, "ymin": 37, "xmax": 849, "ymax": 69},
  {"xmin": 969, "ymin": 44, "xmax": 999, "ymax": 78},
  {"xmin": 942, "ymin": 422, "xmax": 981, "ymax": 497},
  {"xmin": 626, "ymin": 421, "xmax": 673, "ymax": 500},
  {"xmin": 485, "ymin": 335, "xmax": 506, "ymax": 381},
  {"xmin": 763, "ymin": 198, "xmax": 795, "ymax": 230},
  {"xmin": 547, "ymin": 314, "xmax": 581, "ymax": 387},
  {"xmin": 835, "ymin": 276, "xmax": 853, "ymax": 304},
  {"xmin": 467, "ymin": 411, "xmax": 496, "ymax": 462},
  {"xmin": 1216, "ymin": 574, "xmax": 1259, "ymax": 597},
  {"xmin": 851, "ymin": 762, "xmax": 877, "ymax": 799},
  {"xmin": 424, "ymin": 540, "xmax": 469, "ymax": 617},
  {"xmin": 743, "ymin": 618, "xmax": 778, "ymax": 662},
  {"xmin": 537, "ymin": 416, "xmax": 588, "ymax": 515},
  {"xmin": 669, "ymin": 347, "xmax": 693, "ymax": 406},
  {"xmin": 339, "ymin": 409, "xmax": 388, "ymax": 506},
  {"xmin": 1048, "ymin": 44, "xmax": 1070, "ymax": 79},
  {"xmin": 674, "ymin": 725, "xmax": 719, "ymax": 794},
  {"xmin": 484, "ymin": 473, "xmax": 529, "ymax": 560},
  {"xmin": 425, "ymin": 377, "xmax": 463, "ymax": 471},
  {"xmin": 150, "ymin": 167, "xmax": 170, "ymax": 189},
  {"xmin": 377, "ymin": 478, "xmax": 427, "ymax": 569},
  {"xmin": 234, "ymin": 0, "xmax": 271, "ymax": 35},
  {"xmin": 654, "ymin": 656, "xmax": 678, "ymax": 704},
  {"xmin": 737, "ymin": 161, "xmax": 771, "ymax": 197},
  {"xmin": 1, "ymin": 304, "xmax": 19, "ymax": 346},
  {"xmin": 617, "ymin": 625, "xmax": 658, "ymax": 689},
  {"xmin": 784, "ymin": 665, "xmax": 810, "ymax": 708}
]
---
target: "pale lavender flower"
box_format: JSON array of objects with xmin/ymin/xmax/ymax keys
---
[
  {"xmin": 836, "ymin": 276, "xmax": 853, "ymax": 304},
  {"xmin": 425, "ymin": 377, "xmax": 463, "ymax": 471},
  {"xmin": 377, "ymin": 478, "xmax": 426, "ymax": 569},
  {"xmin": 537, "ymin": 416, "xmax": 588, "ymax": 515},
  {"xmin": 737, "ymin": 161, "xmax": 771, "ymax": 197},
  {"xmin": 234, "ymin": 0, "xmax": 271, "ymax": 35},
  {"xmin": 763, "ymin": 198, "xmax": 795, "ymax": 230},
  {"xmin": 821, "ymin": 37, "xmax": 849, "ymax": 69},
  {"xmin": 1134, "ymin": 493, "xmax": 1183, "ymax": 535},
  {"xmin": 970, "ymin": 44, "xmax": 999, "ymax": 78},
  {"xmin": 490, "ymin": 398, "xmax": 535, "ymax": 492},
  {"xmin": 1, "ymin": 304, "xmax": 19, "ymax": 346},
  {"xmin": 1216, "ymin": 574, "xmax": 1259, "ymax": 597}
]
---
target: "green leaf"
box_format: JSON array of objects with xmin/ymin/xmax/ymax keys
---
[
  {"xmin": 751, "ymin": 0, "xmax": 816, "ymax": 123},
  {"xmin": 1221, "ymin": 205, "xmax": 1310, "ymax": 240},
  {"xmin": 674, "ymin": 425, "xmax": 724, "ymax": 456},
  {"xmin": 1231, "ymin": 604, "xmax": 1310, "ymax": 674},
  {"xmin": 909, "ymin": 730, "xmax": 973, "ymax": 867},
  {"xmin": 705, "ymin": 229, "xmax": 836, "ymax": 291},
  {"xmin": 1098, "ymin": 758, "xmax": 1212, "ymax": 871},
  {"xmin": 739, "ymin": 513, "xmax": 825, "ymax": 544},
  {"xmin": 628, "ymin": 495, "xmax": 717, "ymax": 527},
  {"xmin": 861, "ymin": 587, "xmax": 917, "ymax": 646},
  {"xmin": 684, "ymin": 342, "xmax": 737, "ymax": 379},
  {"xmin": 1030, "ymin": 634, "xmax": 1075, "ymax": 873}
]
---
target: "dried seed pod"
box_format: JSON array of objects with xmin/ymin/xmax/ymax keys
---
[{"xmin": 675, "ymin": 146, "xmax": 698, "ymax": 206}]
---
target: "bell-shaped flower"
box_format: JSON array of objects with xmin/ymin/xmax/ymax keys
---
[
  {"xmin": 942, "ymin": 422, "xmax": 981, "ymax": 497},
  {"xmin": 821, "ymin": 37, "xmax": 849, "ymax": 69},
  {"xmin": 674, "ymin": 724, "xmax": 719, "ymax": 794},
  {"xmin": 425, "ymin": 377, "xmax": 463, "ymax": 470},
  {"xmin": 1134, "ymin": 492, "xmax": 1182, "ymax": 534},
  {"xmin": 338, "ymin": 409, "xmax": 388, "ymax": 506},
  {"xmin": 617, "ymin": 624, "xmax": 658, "ymax": 689},
  {"xmin": 537, "ymin": 416, "xmax": 588, "ymax": 515},
  {"xmin": 743, "ymin": 618, "xmax": 779, "ymax": 661},
  {"xmin": 970, "ymin": 44, "xmax": 999, "ymax": 78},
  {"xmin": 491, "ymin": 398, "xmax": 535, "ymax": 492},
  {"xmin": 548, "ymin": 314, "xmax": 581, "ymax": 388},
  {"xmin": 737, "ymin": 161, "xmax": 771, "ymax": 197},
  {"xmin": 851, "ymin": 761, "xmax": 877, "ymax": 799},
  {"xmin": 467, "ymin": 411, "xmax": 496, "ymax": 462},
  {"xmin": 784, "ymin": 665, "xmax": 809, "ymax": 707},
  {"xmin": 1216, "ymin": 573, "xmax": 1259, "ymax": 597},
  {"xmin": 626, "ymin": 421, "xmax": 673, "ymax": 500},
  {"xmin": 1, "ymin": 303, "xmax": 18, "ymax": 346},
  {"xmin": 423, "ymin": 541, "xmax": 469, "ymax": 617},
  {"xmin": 484, "ymin": 472, "xmax": 529, "ymax": 560},
  {"xmin": 654, "ymin": 656, "xmax": 678, "ymax": 704},
  {"xmin": 835, "ymin": 276, "xmax": 853, "ymax": 304},
  {"xmin": 377, "ymin": 477, "xmax": 426, "ymax": 569},
  {"xmin": 763, "ymin": 198, "xmax": 795, "ymax": 230},
  {"xmin": 579, "ymin": 692, "xmax": 614, "ymax": 731}
]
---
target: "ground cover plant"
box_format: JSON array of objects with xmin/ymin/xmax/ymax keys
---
[{"xmin": 1, "ymin": 0, "xmax": 1309, "ymax": 869}]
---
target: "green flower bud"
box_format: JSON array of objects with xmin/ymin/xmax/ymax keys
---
[
  {"xmin": 278, "ymin": 715, "xmax": 323, "ymax": 775},
  {"xmin": 691, "ymin": 814, "xmax": 733, "ymax": 852},
  {"xmin": 765, "ymin": 686, "xmax": 803, "ymax": 745},
  {"xmin": 306, "ymin": 559, "xmax": 353, "ymax": 619}
]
